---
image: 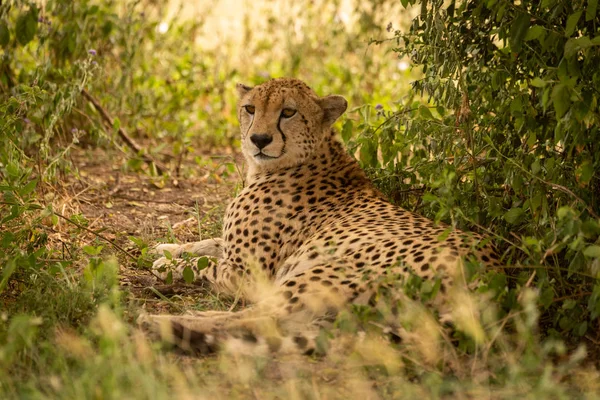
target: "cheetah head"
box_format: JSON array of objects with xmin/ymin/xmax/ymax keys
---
[{"xmin": 236, "ymin": 78, "xmax": 347, "ymax": 176}]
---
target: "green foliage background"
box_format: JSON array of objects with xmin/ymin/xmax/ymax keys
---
[
  {"xmin": 371, "ymin": 0, "xmax": 600, "ymax": 342},
  {"xmin": 1, "ymin": 0, "xmax": 600, "ymax": 397}
]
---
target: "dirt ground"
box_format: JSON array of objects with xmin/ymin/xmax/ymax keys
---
[{"xmin": 44, "ymin": 143, "xmax": 244, "ymax": 312}]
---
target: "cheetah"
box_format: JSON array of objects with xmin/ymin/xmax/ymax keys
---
[{"xmin": 144, "ymin": 78, "xmax": 502, "ymax": 355}]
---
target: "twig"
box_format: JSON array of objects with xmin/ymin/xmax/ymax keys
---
[
  {"xmin": 175, "ymin": 146, "xmax": 187, "ymax": 178},
  {"xmin": 496, "ymin": 264, "xmax": 599, "ymax": 281},
  {"xmin": 1, "ymin": 200, "xmax": 165, "ymax": 282},
  {"xmin": 371, "ymin": 105, "xmax": 438, "ymax": 136},
  {"xmin": 81, "ymin": 89, "xmax": 167, "ymax": 175},
  {"xmin": 50, "ymin": 211, "xmax": 136, "ymax": 262},
  {"xmin": 107, "ymin": 173, "xmax": 121, "ymax": 196},
  {"xmin": 144, "ymin": 287, "xmax": 185, "ymax": 311},
  {"xmin": 145, "ymin": 284, "xmax": 203, "ymax": 297},
  {"xmin": 110, "ymin": 194, "xmax": 189, "ymax": 205},
  {"xmin": 392, "ymin": 187, "xmax": 426, "ymax": 194},
  {"xmin": 90, "ymin": 193, "xmax": 193, "ymax": 206},
  {"xmin": 552, "ymin": 292, "xmax": 593, "ymax": 303},
  {"xmin": 51, "ymin": 210, "xmax": 166, "ymax": 283}
]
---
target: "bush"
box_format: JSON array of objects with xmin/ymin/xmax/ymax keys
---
[{"xmin": 354, "ymin": 0, "xmax": 600, "ymax": 344}]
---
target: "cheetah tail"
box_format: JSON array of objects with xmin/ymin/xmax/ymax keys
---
[{"xmin": 139, "ymin": 313, "xmax": 321, "ymax": 357}]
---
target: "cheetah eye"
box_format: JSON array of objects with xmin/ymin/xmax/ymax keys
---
[
  {"xmin": 244, "ymin": 105, "xmax": 255, "ymax": 115},
  {"xmin": 281, "ymin": 108, "xmax": 296, "ymax": 118}
]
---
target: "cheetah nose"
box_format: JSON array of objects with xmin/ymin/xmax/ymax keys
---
[{"xmin": 250, "ymin": 134, "xmax": 273, "ymax": 150}]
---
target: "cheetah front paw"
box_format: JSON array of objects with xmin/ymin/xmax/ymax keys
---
[
  {"xmin": 151, "ymin": 243, "xmax": 185, "ymax": 258},
  {"xmin": 152, "ymin": 239, "xmax": 223, "ymax": 259}
]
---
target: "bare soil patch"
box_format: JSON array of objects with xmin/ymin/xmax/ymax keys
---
[{"xmin": 47, "ymin": 144, "xmax": 242, "ymax": 312}]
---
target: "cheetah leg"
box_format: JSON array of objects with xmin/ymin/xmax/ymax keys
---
[
  {"xmin": 151, "ymin": 238, "xmax": 226, "ymax": 283},
  {"xmin": 152, "ymin": 238, "xmax": 223, "ymax": 260},
  {"xmin": 152, "ymin": 255, "xmax": 252, "ymax": 297}
]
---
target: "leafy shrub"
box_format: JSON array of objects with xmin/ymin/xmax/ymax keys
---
[{"xmin": 354, "ymin": 0, "xmax": 600, "ymax": 345}]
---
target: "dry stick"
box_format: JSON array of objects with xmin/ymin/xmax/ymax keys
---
[
  {"xmin": 0, "ymin": 201, "xmax": 135, "ymax": 261},
  {"xmin": 50, "ymin": 211, "xmax": 136, "ymax": 262},
  {"xmin": 1, "ymin": 200, "xmax": 165, "ymax": 283},
  {"xmin": 51, "ymin": 211, "xmax": 166, "ymax": 283},
  {"xmin": 109, "ymin": 194, "xmax": 190, "ymax": 205},
  {"xmin": 81, "ymin": 89, "xmax": 167, "ymax": 175}
]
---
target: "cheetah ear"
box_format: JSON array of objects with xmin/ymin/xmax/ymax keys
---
[
  {"xmin": 236, "ymin": 83, "xmax": 253, "ymax": 98},
  {"xmin": 319, "ymin": 95, "xmax": 348, "ymax": 126}
]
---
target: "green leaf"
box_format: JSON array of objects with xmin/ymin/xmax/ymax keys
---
[
  {"xmin": 15, "ymin": 7, "xmax": 38, "ymax": 46},
  {"xmin": 341, "ymin": 120, "xmax": 353, "ymax": 143},
  {"xmin": 577, "ymin": 321, "xmax": 588, "ymax": 336},
  {"xmin": 359, "ymin": 138, "xmax": 378, "ymax": 168},
  {"xmin": 551, "ymin": 84, "xmax": 570, "ymax": 118},
  {"xmin": 492, "ymin": 70, "xmax": 507, "ymax": 90},
  {"xmin": 587, "ymin": 0, "xmax": 598, "ymax": 21},
  {"xmin": 418, "ymin": 105, "xmax": 434, "ymax": 119},
  {"xmin": 525, "ymin": 25, "xmax": 545, "ymax": 41},
  {"xmin": 531, "ymin": 158, "xmax": 540, "ymax": 173},
  {"xmin": 496, "ymin": 4, "xmax": 507, "ymax": 21},
  {"xmin": 562, "ymin": 299, "xmax": 577, "ymax": 310},
  {"xmin": 575, "ymin": 160, "xmax": 594, "ymax": 185},
  {"xmin": 510, "ymin": 96, "xmax": 522, "ymax": 115},
  {"xmin": 18, "ymin": 179, "xmax": 37, "ymax": 197},
  {"xmin": 510, "ymin": 12, "xmax": 530, "ymax": 52},
  {"xmin": 0, "ymin": 22, "xmax": 9, "ymax": 48},
  {"xmin": 436, "ymin": 227, "xmax": 452, "ymax": 242},
  {"xmin": 82, "ymin": 245, "xmax": 103, "ymax": 256},
  {"xmin": 165, "ymin": 271, "xmax": 173, "ymax": 284},
  {"xmin": 197, "ymin": 256, "xmax": 209, "ymax": 270},
  {"xmin": 0, "ymin": 259, "xmax": 17, "ymax": 294},
  {"xmin": 71, "ymin": 213, "xmax": 89, "ymax": 227},
  {"xmin": 504, "ymin": 207, "xmax": 525, "ymax": 225},
  {"xmin": 1, "ymin": 231, "xmax": 15, "ymax": 248},
  {"xmin": 113, "ymin": 117, "xmax": 121, "ymax": 131},
  {"xmin": 582, "ymin": 220, "xmax": 600, "ymax": 236},
  {"xmin": 540, "ymin": 287, "xmax": 554, "ymax": 308},
  {"xmin": 564, "ymin": 36, "xmax": 594, "ymax": 58},
  {"xmin": 583, "ymin": 245, "xmax": 600, "ymax": 258},
  {"xmin": 182, "ymin": 266, "xmax": 194, "ymax": 283},
  {"xmin": 557, "ymin": 206, "xmax": 575, "ymax": 220},
  {"xmin": 542, "ymin": 87, "xmax": 551, "ymax": 112},
  {"xmin": 530, "ymin": 77, "xmax": 547, "ymax": 88},
  {"xmin": 128, "ymin": 235, "xmax": 145, "ymax": 248},
  {"xmin": 565, "ymin": 10, "xmax": 582, "ymax": 37}
]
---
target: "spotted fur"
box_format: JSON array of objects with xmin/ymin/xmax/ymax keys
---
[{"xmin": 145, "ymin": 78, "xmax": 501, "ymax": 355}]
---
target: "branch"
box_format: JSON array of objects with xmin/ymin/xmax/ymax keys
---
[
  {"xmin": 81, "ymin": 89, "xmax": 167, "ymax": 175},
  {"xmin": 0, "ymin": 201, "xmax": 165, "ymax": 283},
  {"xmin": 50, "ymin": 211, "xmax": 136, "ymax": 262}
]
